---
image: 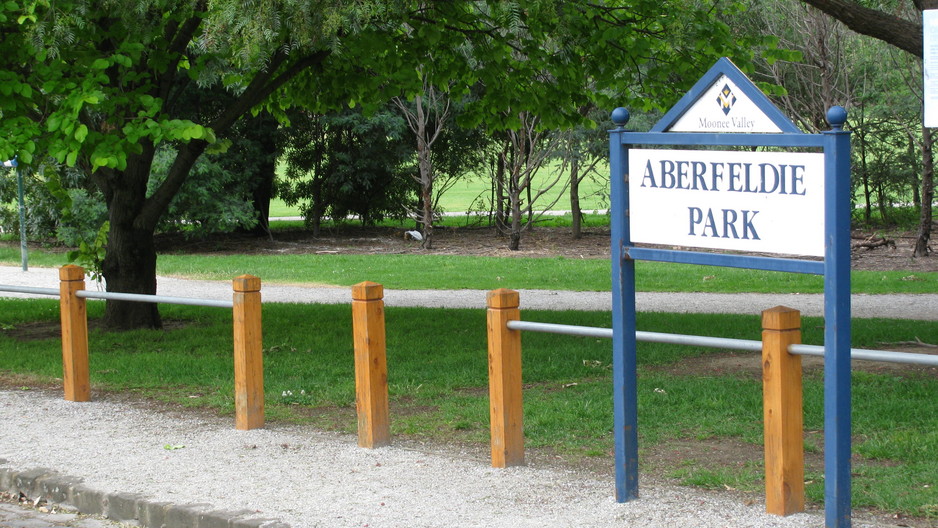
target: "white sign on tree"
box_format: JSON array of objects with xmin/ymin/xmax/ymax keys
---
[{"xmin": 925, "ymin": 10, "xmax": 938, "ymax": 127}]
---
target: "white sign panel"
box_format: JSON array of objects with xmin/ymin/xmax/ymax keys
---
[
  {"xmin": 925, "ymin": 10, "xmax": 938, "ymax": 127},
  {"xmin": 629, "ymin": 149, "xmax": 825, "ymax": 256},
  {"xmin": 670, "ymin": 75, "xmax": 783, "ymax": 133}
]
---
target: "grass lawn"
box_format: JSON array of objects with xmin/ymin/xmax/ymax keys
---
[{"xmin": 0, "ymin": 298, "xmax": 935, "ymax": 518}]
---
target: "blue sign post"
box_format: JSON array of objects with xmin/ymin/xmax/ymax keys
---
[{"xmin": 609, "ymin": 58, "xmax": 853, "ymax": 527}]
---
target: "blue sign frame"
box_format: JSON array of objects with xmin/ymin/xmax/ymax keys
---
[{"xmin": 608, "ymin": 58, "xmax": 852, "ymax": 528}]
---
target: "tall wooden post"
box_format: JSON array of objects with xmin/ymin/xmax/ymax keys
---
[
  {"xmin": 762, "ymin": 306, "xmax": 805, "ymax": 515},
  {"xmin": 352, "ymin": 281, "xmax": 390, "ymax": 448},
  {"xmin": 486, "ymin": 288, "xmax": 524, "ymax": 467},
  {"xmin": 59, "ymin": 265, "xmax": 90, "ymax": 402},
  {"xmin": 233, "ymin": 275, "xmax": 264, "ymax": 430}
]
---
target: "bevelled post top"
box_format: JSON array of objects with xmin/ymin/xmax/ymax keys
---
[{"xmin": 352, "ymin": 281, "xmax": 384, "ymax": 301}]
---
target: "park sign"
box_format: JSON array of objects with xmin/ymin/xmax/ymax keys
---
[
  {"xmin": 628, "ymin": 58, "xmax": 824, "ymax": 257},
  {"xmin": 609, "ymin": 57, "xmax": 855, "ymax": 528}
]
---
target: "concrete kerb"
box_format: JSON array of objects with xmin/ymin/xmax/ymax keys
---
[{"xmin": 0, "ymin": 463, "xmax": 290, "ymax": 528}]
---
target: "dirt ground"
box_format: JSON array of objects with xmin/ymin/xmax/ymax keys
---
[{"xmin": 159, "ymin": 224, "xmax": 938, "ymax": 272}]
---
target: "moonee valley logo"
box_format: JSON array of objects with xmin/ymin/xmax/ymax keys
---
[
  {"xmin": 717, "ymin": 84, "xmax": 736, "ymax": 115},
  {"xmin": 694, "ymin": 81, "xmax": 755, "ymax": 131}
]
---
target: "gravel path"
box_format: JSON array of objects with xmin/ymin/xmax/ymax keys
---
[
  {"xmin": 0, "ymin": 265, "xmax": 931, "ymax": 527},
  {"xmin": 1, "ymin": 265, "xmax": 936, "ymax": 320},
  {"xmin": 0, "ymin": 390, "xmax": 884, "ymax": 528}
]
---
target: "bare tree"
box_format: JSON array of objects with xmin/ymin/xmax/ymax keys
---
[
  {"xmin": 393, "ymin": 79, "xmax": 452, "ymax": 250},
  {"xmin": 793, "ymin": 0, "xmax": 933, "ymax": 255},
  {"xmin": 491, "ymin": 112, "xmax": 566, "ymax": 250},
  {"xmin": 761, "ymin": 4, "xmax": 854, "ymax": 132}
]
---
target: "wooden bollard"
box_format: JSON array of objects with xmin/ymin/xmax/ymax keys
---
[
  {"xmin": 486, "ymin": 288, "xmax": 524, "ymax": 467},
  {"xmin": 59, "ymin": 265, "xmax": 90, "ymax": 402},
  {"xmin": 233, "ymin": 275, "xmax": 264, "ymax": 430},
  {"xmin": 352, "ymin": 281, "xmax": 390, "ymax": 448},
  {"xmin": 762, "ymin": 306, "xmax": 805, "ymax": 515}
]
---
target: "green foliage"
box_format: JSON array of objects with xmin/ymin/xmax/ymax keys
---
[
  {"xmin": 0, "ymin": 0, "xmax": 772, "ymax": 330},
  {"xmin": 0, "ymin": 165, "xmax": 107, "ymax": 246},
  {"xmin": 739, "ymin": 1, "xmax": 927, "ymax": 231},
  {"xmin": 278, "ymin": 104, "xmax": 418, "ymax": 228},
  {"xmin": 65, "ymin": 220, "xmax": 107, "ymax": 282},
  {"xmin": 148, "ymin": 147, "xmax": 257, "ymax": 237}
]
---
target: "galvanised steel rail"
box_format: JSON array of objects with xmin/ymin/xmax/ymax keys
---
[
  {"xmin": 0, "ymin": 284, "xmax": 233, "ymax": 309},
  {"xmin": 0, "ymin": 285, "xmax": 59, "ymax": 296},
  {"xmin": 76, "ymin": 290, "xmax": 233, "ymax": 309},
  {"xmin": 506, "ymin": 320, "xmax": 938, "ymax": 367},
  {"xmin": 789, "ymin": 343, "xmax": 938, "ymax": 366}
]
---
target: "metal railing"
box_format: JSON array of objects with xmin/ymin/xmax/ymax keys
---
[
  {"xmin": 76, "ymin": 290, "xmax": 233, "ymax": 309},
  {"xmin": 507, "ymin": 320, "xmax": 938, "ymax": 366},
  {"xmin": 0, "ymin": 284, "xmax": 233, "ymax": 309}
]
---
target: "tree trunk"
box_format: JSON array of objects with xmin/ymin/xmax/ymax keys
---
[
  {"xmin": 249, "ymin": 165, "xmax": 274, "ymax": 239},
  {"xmin": 525, "ymin": 182, "xmax": 533, "ymax": 231},
  {"xmin": 101, "ymin": 221, "xmax": 162, "ymax": 330},
  {"xmin": 415, "ymin": 119, "xmax": 434, "ymax": 249},
  {"xmin": 494, "ymin": 148, "xmax": 507, "ymax": 235},
  {"xmin": 421, "ymin": 179, "xmax": 434, "ymax": 249},
  {"xmin": 248, "ymin": 115, "xmax": 279, "ymax": 239},
  {"xmin": 508, "ymin": 195, "xmax": 522, "ymax": 251},
  {"xmin": 914, "ymin": 127, "xmax": 934, "ymax": 257},
  {"xmin": 99, "ymin": 146, "xmax": 163, "ymax": 330},
  {"xmin": 508, "ymin": 161, "xmax": 522, "ymax": 251},
  {"xmin": 876, "ymin": 184, "xmax": 888, "ymax": 223},
  {"xmin": 858, "ymin": 129, "xmax": 872, "ymax": 223},
  {"xmin": 569, "ymin": 156, "xmax": 582, "ymax": 239}
]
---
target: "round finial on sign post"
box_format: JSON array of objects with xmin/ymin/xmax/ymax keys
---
[
  {"xmin": 826, "ymin": 106, "xmax": 847, "ymax": 130},
  {"xmin": 611, "ymin": 107, "xmax": 630, "ymax": 128}
]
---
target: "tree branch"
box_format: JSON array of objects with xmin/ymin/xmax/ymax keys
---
[
  {"xmin": 140, "ymin": 49, "xmax": 331, "ymax": 226},
  {"xmin": 160, "ymin": 12, "xmax": 206, "ymax": 103},
  {"xmin": 799, "ymin": 0, "xmax": 922, "ymax": 57}
]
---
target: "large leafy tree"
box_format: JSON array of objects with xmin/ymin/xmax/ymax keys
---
[
  {"xmin": 1, "ymin": 0, "xmax": 754, "ymax": 329},
  {"xmin": 1, "ymin": 0, "xmax": 359, "ymax": 329}
]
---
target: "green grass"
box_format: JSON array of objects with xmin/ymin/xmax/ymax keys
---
[
  {"xmin": 1, "ymin": 299, "xmax": 936, "ymax": 517},
  {"xmin": 3, "ymin": 244, "xmax": 936, "ymax": 294}
]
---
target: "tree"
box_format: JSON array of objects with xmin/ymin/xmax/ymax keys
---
[
  {"xmin": 393, "ymin": 80, "xmax": 451, "ymax": 249},
  {"xmin": 556, "ymin": 106, "xmax": 612, "ymax": 239},
  {"xmin": 799, "ymin": 0, "xmax": 923, "ymax": 58},
  {"xmin": 489, "ymin": 113, "xmax": 561, "ymax": 250},
  {"xmin": 795, "ymin": 0, "xmax": 934, "ymax": 256},
  {"xmin": 1, "ymin": 1, "xmax": 757, "ymax": 329},
  {"xmin": 0, "ymin": 1, "xmax": 357, "ymax": 328},
  {"xmin": 278, "ymin": 105, "xmax": 416, "ymax": 232}
]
